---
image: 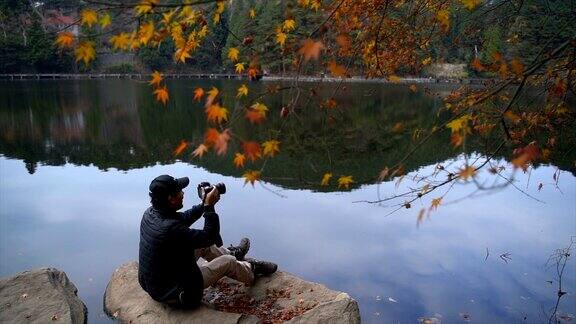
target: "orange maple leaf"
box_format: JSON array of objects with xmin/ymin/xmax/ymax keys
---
[
  {"xmin": 430, "ymin": 197, "xmax": 442, "ymax": 210},
  {"xmin": 204, "ymin": 128, "xmax": 220, "ymax": 146},
  {"xmin": 233, "ymin": 153, "xmax": 246, "ymax": 168},
  {"xmin": 248, "ymin": 67, "xmax": 259, "ymax": 80},
  {"xmin": 154, "ymin": 86, "xmax": 169, "ymax": 105},
  {"xmin": 173, "ymin": 140, "xmax": 188, "ymax": 156},
  {"xmin": 327, "ymin": 60, "xmax": 347, "ymax": 77},
  {"xmin": 458, "ymin": 165, "xmax": 476, "ymax": 180},
  {"xmin": 149, "ymin": 71, "xmax": 163, "ymax": 87},
  {"xmin": 298, "ymin": 39, "xmax": 324, "ymax": 62},
  {"xmin": 245, "ymin": 109, "xmax": 266, "ymax": 124},
  {"xmin": 243, "ymin": 170, "xmax": 261, "ymax": 187},
  {"xmin": 242, "ymin": 141, "xmax": 262, "ymax": 162},
  {"xmin": 193, "ymin": 88, "xmax": 204, "ymax": 101},
  {"xmin": 192, "ymin": 144, "xmax": 208, "ymax": 158},
  {"xmin": 214, "ymin": 129, "xmax": 231, "ymax": 156},
  {"xmin": 205, "ymin": 104, "xmax": 229, "ymax": 124},
  {"xmin": 512, "ymin": 143, "xmax": 541, "ymax": 170},
  {"xmin": 55, "ymin": 32, "xmax": 75, "ymax": 49}
]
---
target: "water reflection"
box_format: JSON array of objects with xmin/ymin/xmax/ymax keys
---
[{"xmin": 0, "ymin": 80, "xmax": 575, "ymax": 323}]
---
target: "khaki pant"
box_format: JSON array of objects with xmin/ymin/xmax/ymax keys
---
[{"xmin": 194, "ymin": 245, "xmax": 254, "ymax": 288}]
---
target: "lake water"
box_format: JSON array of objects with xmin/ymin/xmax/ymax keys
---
[{"xmin": 0, "ymin": 79, "xmax": 574, "ymax": 323}]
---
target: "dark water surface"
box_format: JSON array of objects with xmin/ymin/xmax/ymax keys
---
[{"xmin": 0, "ymin": 80, "xmax": 574, "ymax": 323}]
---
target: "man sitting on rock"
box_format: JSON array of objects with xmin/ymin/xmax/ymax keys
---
[{"xmin": 138, "ymin": 175, "xmax": 277, "ymax": 308}]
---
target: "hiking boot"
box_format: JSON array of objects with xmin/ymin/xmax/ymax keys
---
[
  {"xmin": 246, "ymin": 258, "xmax": 278, "ymax": 276},
  {"xmin": 228, "ymin": 237, "xmax": 250, "ymax": 261}
]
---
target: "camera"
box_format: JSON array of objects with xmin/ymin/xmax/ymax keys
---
[{"xmin": 197, "ymin": 182, "xmax": 226, "ymax": 199}]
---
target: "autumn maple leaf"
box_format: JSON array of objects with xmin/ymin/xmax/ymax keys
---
[
  {"xmin": 237, "ymin": 84, "xmax": 249, "ymax": 98},
  {"xmin": 173, "ymin": 140, "xmax": 188, "ymax": 156},
  {"xmin": 99, "ymin": 13, "xmax": 111, "ymax": 28},
  {"xmin": 214, "ymin": 129, "xmax": 231, "ymax": 155},
  {"xmin": 436, "ymin": 9, "xmax": 450, "ymax": 32},
  {"xmin": 135, "ymin": 0, "xmax": 158, "ymax": 16},
  {"xmin": 109, "ymin": 33, "xmax": 130, "ymax": 50},
  {"xmin": 242, "ymin": 141, "xmax": 262, "ymax": 162},
  {"xmin": 249, "ymin": 9, "xmax": 256, "ymax": 19},
  {"xmin": 283, "ymin": 19, "xmax": 296, "ymax": 31},
  {"xmin": 149, "ymin": 71, "xmax": 163, "ymax": 87},
  {"xmin": 205, "ymin": 104, "xmax": 229, "ymax": 124},
  {"xmin": 327, "ymin": 60, "xmax": 346, "ymax": 77},
  {"xmin": 320, "ymin": 173, "xmax": 332, "ymax": 186},
  {"xmin": 243, "ymin": 170, "xmax": 261, "ymax": 187},
  {"xmin": 204, "ymin": 128, "xmax": 220, "ymax": 146},
  {"xmin": 139, "ymin": 21, "xmax": 155, "ymax": 45},
  {"xmin": 446, "ymin": 115, "xmax": 472, "ymax": 134},
  {"xmin": 55, "ymin": 32, "xmax": 75, "ymax": 49},
  {"xmin": 430, "ymin": 197, "xmax": 442, "ymax": 210},
  {"xmin": 154, "ymin": 86, "xmax": 169, "ymax": 105},
  {"xmin": 458, "ymin": 165, "xmax": 476, "ymax": 180},
  {"xmin": 192, "ymin": 144, "xmax": 208, "ymax": 158},
  {"xmin": 74, "ymin": 41, "xmax": 96, "ymax": 65},
  {"xmin": 298, "ymin": 39, "xmax": 324, "ymax": 62},
  {"xmin": 235, "ymin": 62, "xmax": 245, "ymax": 74},
  {"xmin": 276, "ymin": 32, "xmax": 287, "ymax": 47},
  {"xmin": 193, "ymin": 88, "xmax": 204, "ymax": 101},
  {"xmin": 461, "ymin": 0, "xmax": 482, "ymax": 10},
  {"xmin": 228, "ymin": 47, "xmax": 240, "ymax": 62},
  {"xmin": 262, "ymin": 140, "xmax": 281, "ymax": 157},
  {"xmin": 81, "ymin": 9, "xmax": 98, "ymax": 27},
  {"xmin": 233, "ymin": 153, "xmax": 246, "ymax": 168},
  {"xmin": 245, "ymin": 109, "xmax": 266, "ymax": 124},
  {"xmin": 338, "ymin": 175, "xmax": 354, "ymax": 189}
]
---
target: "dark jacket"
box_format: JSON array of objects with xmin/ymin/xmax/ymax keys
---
[{"xmin": 138, "ymin": 204, "xmax": 222, "ymax": 306}]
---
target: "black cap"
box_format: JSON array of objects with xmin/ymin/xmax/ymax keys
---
[{"xmin": 149, "ymin": 175, "xmax": 190, "ymax": 196}]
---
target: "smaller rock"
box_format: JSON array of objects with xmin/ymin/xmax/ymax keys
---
[{"xmin": 0, "ymin": 268, "xmax": 87, "ymax": 324}]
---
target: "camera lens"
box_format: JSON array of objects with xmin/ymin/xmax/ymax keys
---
[{"xmin": 215, "ymin": 183, "xmax": 226, "ymax": 194}]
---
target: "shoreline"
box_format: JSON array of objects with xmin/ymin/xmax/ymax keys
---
[{"xmin": 0, "ymin": 73, "xmax": 487, "ymax": 84}]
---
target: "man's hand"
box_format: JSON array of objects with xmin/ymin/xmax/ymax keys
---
[{"xmin": 203, "ymin": 187, "xmax": 220, "ymax": 206}]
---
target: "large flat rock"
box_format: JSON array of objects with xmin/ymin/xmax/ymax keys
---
[
  {"xmin": 0, "ymin": 268, "xmax": 87, "ymax": 324},
  {"xmin": 104, "ymin": 261, "xmax": 360, "ymax": 323}
]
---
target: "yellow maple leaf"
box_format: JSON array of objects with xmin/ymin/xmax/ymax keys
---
[
  {"xmin": 55, "ymin": 32, "xmax": 74, "ymax": 49},
  {"xmin": 207, "ymin": 86, "xmax": 219, "ymax": 101},
  {"xmin": 446, "ymin": 115, "xmax": 471, "ymax": 134},
  {"xmin": 213, "ymin": 13, "xmax": 221, "ymax": 24},
  {"xmin": 388, "ymin": 75, "xmax": 401, "ymax": 83},
  {"xmin": 422, "ymin": 57, "xmax": 432, "ymax": 65},
  {"xmin": 237, "ymin": 84, "xmax": 249, "ymax": 98},
  {"xmin": 243, "ymin": 170, "xmax": 261, "ymax": 187},
  {"xmin": 320, "ymin": 173, "xmax": 332, "ymax": 186},
  {"xmin": 193, "ymin": 88, "xmax": 204, "ymax": 101},
  {"xmin": 338, "ymin": 175, "xmax": 354, "ymax": 189},
  {"xmin": 139, "ymin": 21, "xmax": 155, "ymax": 45},
  {"xmin": 192, "ymin": 144, "xmax": 208, "ymax": 158},
  {"xmin": 81, "ymin": 9, "xmax": 98, "ymax": 28},
  {"xmin": 174, "ymin": 46, "xmax": 192, "ymax": 63},
  {"xmin": 205, "ymin": 104, "xmax": 229, "ymax": 123},
  {"xmin": 276, "ymin": 32, "xmax": 287, "ymax": 47},
  {"xmin": 74, "ymin": 41, "xmax": 96, "ymax": 65},
  {"xmin": 298, "ymin": 39, "xmax": 324, "ymax": 61},
  {"xmin": 149, "ymin": 71, "xmax": 163, "ymax": 87},
  {"xmin": 109, "ymin": 33, "xmax": 130, "ymax": 50},
  {"xmin": 154, "ymin": 86, "xmax": 169, "ymax": 105},
  {"xmin": 262, "ymin": 140, "xmax": 281, "ymax": 157},
  {"xmin": 249, "ymin": 9, "xmax": 256, "ymax": 19},
  {"xmin": 233, "ymin": 153, "xmax": 246, "ymax": 168},
  {"xmin": 430, "ymin": 197, "xmax": 442, "ymax": 210},
  {"xmin": 235, "ymin": 62, "xmax": 245, "ymax": 73},
  {"xmin": 461, "ymin": 0, "xmax": 482, "ymax": 10},
  {"xmin": 198, "ymin": 25, "xmax": 209, "ymax": 38},
  {"xmin": 459, "ymin": 165, "xmax": 476, "ymax": 180},
  {"xmin": 99, "ymin": 13, "xmax": 111, "ymax": 29},
  {"xmin": 135, "ymin": 0, "xmax": 158, "ymax": 16},
  {"xmin": 436, "ymin": 9, "xmax": 450, "ymax": 32},
  {"xmin": 283, "ymin": 19, "xmax": 296, "ymax": 32},
  {"xmin": 216, "ymin": 1, "xmax": 225, "ymax": 13},
  {"xmin": 228, "ymin": 47, "xmax": 239, "ymax": 62}
]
